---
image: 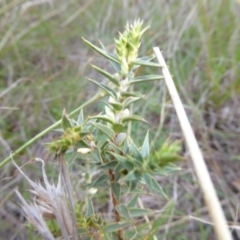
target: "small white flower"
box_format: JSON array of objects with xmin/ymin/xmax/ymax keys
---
[
  {"xmin": 122, "ymin": 108, "xmax": 130, "ymax": 117},
  {"xmin": 88, "ymin": 187, "xmax": 98, "ymax": 195},
  {"xmin": 77, "ymin": 148, "xmax": 92, "ymax": 154}
]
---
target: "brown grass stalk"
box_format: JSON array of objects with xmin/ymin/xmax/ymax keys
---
[
  {"xmin": 153, "ymin": 47, "xmax": 232, "ymax": 240},
  {"xmin": 108, "ymin": 169, "xmax": 124, "ymax": 240}
]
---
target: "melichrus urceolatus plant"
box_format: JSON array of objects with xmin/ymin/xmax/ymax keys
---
[{"xmin": 15, "ymin": 20, "xmax": 182, "ymax": 240}]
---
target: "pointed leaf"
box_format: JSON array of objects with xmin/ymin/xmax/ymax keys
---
[
  {"xmin": 127, "ymin": 194, "xmax": 139, "ymax": 208},
  {"xmin": 107, "ymin": 141, "xmax": 122, "ymax": 153},
  {"xmin": 123, "ymin": 137, "xmax": 130, "ymax": 155},
  {"xmin": 143, "ymin": 173, "xmax": 167, "ymax": 198},
  {"xmin": 90, "ymin": 173, "xmax": 108, "ymax": 188},
  {"xmin": 99, "ymin": 161, "xmax": 118, "ymax": 170},
  {"xmin": 99, "ymin": 40, "xmax": 121, "ymax": 72},
  {"xmin": 92, "ymin": 64, "xmax": 120, "ymax": 86},
  {"xmin": 121, "ymin": 91, "xmax": 144, "ymax": 98},
  {"xmin": 122, "ymin": 115, "xmax": 147, "ymax": 124},
  {"xmin": 128, "ymin": 208, "xmax": 153, "ymax": 217},
  {"xmin": 122, "ymin": 169, "xmax": 141, "ymax": 182},
  {"xmin": 109, "ymin": 102, "xmax": 124, "ymax": 111},
  {"xmin": 132, "ymin": 54, "xmax": 156, "ymax": 71},
  {"xmin": 62, "ymin": 109, "xmax": 72, "ymax": 131},
  {"xmin": 116, "ymin": 204, "xmax": 131, "ymax": 220},
  {"xmin": 91, "ymin": 122, "xmax": 114, "ymax": 139},
  {"xmin": 104, "ymin": 222, "xmax": 129, "ymax": 233},
  {"xmin": 129, "ymin": 139, "xmax": 144, "ymax": 164},
  {"xmin": 83, "ymin": 38, "xmax": 119, "ymax": 63},
  {"xmin": 132, "ymin": 59, "xmax": 162, "ymax": 67},
  {"xmin": 86, "ymin": 198, "xmax": 94, "ymax": 217},
  {"xmin": 91, "ymin": 147, "xmax": 103, "ymax": 163},
  {"xmin": 114, "ymin": 163, "xmax": 126, "ymax": 174},
  {"xmin": 150, "ymin": 175, "xmax": 167, "ymax": 197},
  {"xmin": 111, "ymin": 182, "xmax": 121, "ymax": 203},
  {"xmin": 77, "ymin": 109, "xmax": 84, "ymax": 125},
  {"xmin": 109, "ymin": 152, "xmax": 134, "ymax": 172},
  {"xmin": 123, "ymin": 97, "xmax": 141, "ymax": 108},
  {"xmin": 87, "ymin": 78, "xmax": 118, "ymax": 99},
  {"xmin": 129, "ymin": 75, "xmax": 164, "ymax": 84},
  {"xmin": 143, "ymin": 173, "xmax": 152, "ymax": 189},
  {"xmin": 141, "ymin": 131, "xmax": 149, "ymax": 158},
  {"xmin": 89, "ymin": 115, "xmax": 114, "ymax": 124},
  {"xmin": 127, "ymin": 180, "xmax": 138, "ymax": 192}
]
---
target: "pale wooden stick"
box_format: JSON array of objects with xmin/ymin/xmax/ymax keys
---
[{"xmin": 153, "ymin": 47, "xmax": 232, "ymax": 240}]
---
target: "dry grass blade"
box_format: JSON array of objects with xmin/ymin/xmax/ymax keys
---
[
  {"xmin": 15, "ymin": 191, "xmax": 55, "ymax": 240},
  {"xmin": 59, "ymin": 155, "xmax": 78, "ymax": 240},
  {"xmin": 153, "ymin": 47, "xmax": 232, "ymax": 240},
  {"xmin": 13, "ymin": 158, "xmax": 78, "ymax": 240}
]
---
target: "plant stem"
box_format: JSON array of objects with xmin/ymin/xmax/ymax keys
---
[
  {"xmin": 108, "ymin": 169, "xmax": 124, "ymax": 240},
  {"xmin": 0, "ymin": 92, "xmax": 105, "ymax": 169}
]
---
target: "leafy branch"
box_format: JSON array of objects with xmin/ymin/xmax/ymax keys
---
[{"xmin": 14, "ymin": 20, "xmax": 182, "ymax": 240}]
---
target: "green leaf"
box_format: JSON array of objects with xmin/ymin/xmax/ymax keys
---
[
  {"xmin": 114, "ymin": 163, "xmax": 126, "ymax": 174},
  {"xmin": 121, "ymin": 91, "xmax": 144, "ymax": 98},
  {"xmin": 77, "ymin": 109, "xmax": 84, "ymax": 125},
  {"xmin": 104, "ymin": 222, "xmax": 129, "ymax": 233},
  {"xmin": 99, "ymin": 161, "xmax": 118, "ymax": 170},
  {"xmin": 127, "ymin": 180, "xmax": 138, "ymax": 192},
  {"xmin": 122, "ymin": 169, "xmax": 141, "ymax": 182},
  {"xmin": 132, "ymin": 59, "xmax": 162, "ymax": 67},
  {"xmin": 109, "ymin": 102, "xmax": 124, "ymax": 111},
  {"xmin": 99, "ymin": 40, "xmax": 121, "ymax": 73},
  {"xmin": 87, "ymin": 78, "xmax": 118, "ymax": 99},
  {"xmin": 141, "ymin": 131, "xmax": 149, "ymax": 158},
  {"xmin": 91, "ymin": 64, "xmax": 120, "ymax": 86},
  {"xmin": 90, "ymin": 173, "xmax": 108, "ymax": 188},
  {"xmin": 143, "ymin": 173, "xmax": 152, "ymax": 188},
  {"xmin": 91, "ymin": 147, "xmax": 103, "ymax": 163},
  {"xmin": 116, "ymin": 204, "xmax": 131, "ymax": 220},
  {"xmin": 128, "ymin": 75, "xmax": 164, "ymax": 84},
  {"xmin": 122, "ymin": 115, "xmax": 147, "ymax": 124},
  {"xmin": 111, "ymin": 182, "xmax": 121, "ymax": 203},
  {"xmin": 86, "ymin": 198, "xmax": 94, "ymax": 217},
  {"xmin": 83, "ymin": 38, "xmax": 120, "ymax": 64},
  {"xmin": 128, "ymin": 208, "xmax": 153, "ymax": 217},
  {"xmin": 143, "ymin": 173, "xmax": 167, "ymax": 198},
  {"xmin": 127, "ymin": 194, "xmax": 139, "ymax": 208},
  {"xmin": 131, "ymin": 55, "xmax": 155, "ymax": 71},
  {"xmin": 129, "ymin": 139, "xmax": 144, "ymax": 165},
  {"xmin": 123, "ymin": 97, "xmax": 141, "ymax": 108},
  {"xmin": 62, "ymin": 109, "xmax": 72, "ymax": 131},
  {"xmin": 109, "ymin": 152, "xmax": 134, "ymax": 172},
  {"xmin": 123, "ymin": 137, "xmax": 130, "ymax": 155},
  {"xmin": 89, "ymin": 115, "xmax": 114, "ymax": 124},
  {"xmin": 107, "ymin": 141, "xmax": 122, "ymax": 153},
  {"xmin": 92, "ymin": 122, "xmax": 114, "ymax": 140}
]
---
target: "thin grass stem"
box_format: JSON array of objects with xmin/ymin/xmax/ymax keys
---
[{"xmin": 0, "ymin": 92, "xmax": 105, "ymax": 169}]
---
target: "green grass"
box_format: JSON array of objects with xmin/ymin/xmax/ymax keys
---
[{"xmin": 1, "ymin": 0, "xmax": 240, "ymax": 239}]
